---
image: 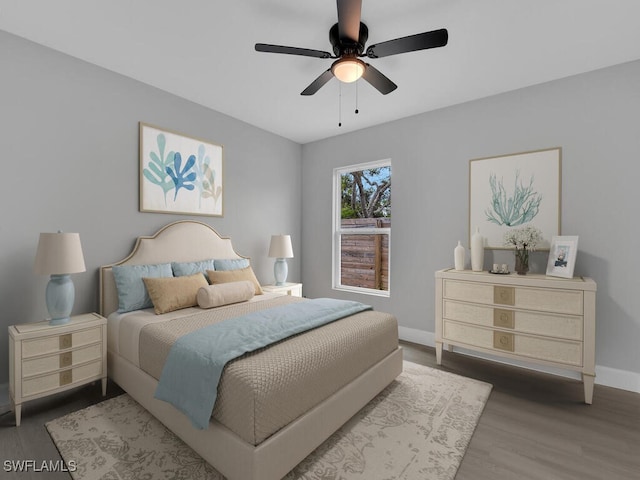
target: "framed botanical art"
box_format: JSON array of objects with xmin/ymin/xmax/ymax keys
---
[
  {"xmin": 546, "ymin": 235, "xmax": 579, "ymax": 278},
  {"xmin": 469, "ymin": 147, "xmax": 561, "ymax": 249},
  {"xmin": 139, "ymin": 122, "xmax": 224, "ymax": 216}
]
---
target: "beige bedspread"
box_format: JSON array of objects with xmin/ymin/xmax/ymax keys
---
[{"xmin": 139, "ymin": 295, "xmax": 398, "ymax": 445}]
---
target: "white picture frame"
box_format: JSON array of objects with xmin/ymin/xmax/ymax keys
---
[
  {"xmin": 469, "ymin": 147, "xmax": 561, "ymax": 249},
  {"xmin": 546, "ymin": 235, "xmax": 579, "ymax": 278}
]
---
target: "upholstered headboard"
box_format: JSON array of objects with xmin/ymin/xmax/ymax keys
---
[{"xmin": 99, "ymin": 221, "xmax": 246, "ymax": 317}]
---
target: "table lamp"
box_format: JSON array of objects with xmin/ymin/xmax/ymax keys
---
[
  {"xmin": 268, "ymin": 234, "xmax": 294, "ymax": 286},
  {"xmin": 34, "ymin": 231, "xmax": 86, "ymax": 325}
]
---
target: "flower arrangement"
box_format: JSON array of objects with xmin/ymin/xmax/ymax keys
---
[
  {"xmin": 503, "ymin": 225, "xmax": 543, "ymax": 250},
  {"xmin": 503, "ymin": 225, "xmax": 543, "ymax": 274}
]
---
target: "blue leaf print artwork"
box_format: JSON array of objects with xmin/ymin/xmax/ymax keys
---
[
  {"xmin": 166, "ymin": 152, "xmax": 197, "ymax": 201},
  {"xmin": 143, "ymin": 133, "xmax": 175, "ymax": 205},
  {"xmin": 202, "ymin": 163, "xmax": 222, "ymax": 205},
  {"xmin": 194, "ymin": 144, "xmax": 210, "ymax": 208}
]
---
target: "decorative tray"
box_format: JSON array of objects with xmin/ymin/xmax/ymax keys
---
[{"xmin": 488, "ymin": 270, "xmax": 511, "ymax": 275}]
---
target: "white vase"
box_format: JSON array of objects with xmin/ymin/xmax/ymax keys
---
[
  {"xmin": 471, "ymin": 227, "xmax": 484, "ymax": 272},
  {"xmin": 454, "ymin": 241, "xmax": 465, "ymax": 270}
]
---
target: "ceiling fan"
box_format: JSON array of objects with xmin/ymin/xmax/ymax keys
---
[{"xmin": 255, "ymin": 0, "xmax": 448, "ymax": 96}]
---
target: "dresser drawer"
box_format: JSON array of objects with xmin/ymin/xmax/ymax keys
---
[
  {"xmin": 443, "ymin": 300, "xmax": 583, "ymax": 340},
  {"xmin": 22, "ymin": 360, "xmax": 103, "ymax": 398},
  {"xmin": 22, "ymin": 343, "xmax": 102, "ymax": 377},
  {"xmin": 21, "ymin": 326, "xmax": 102, "ymax": 358},
  {"xmin": 443, "ymin": 279, "xmax": 583, "ymax": 315},
  {"xmin": 444, "ymin": 280, "xmax": 494, "ymax": 304},
  {"xmin": 443, "ymin": 321, "xmax": 583, "ymax": 366}
]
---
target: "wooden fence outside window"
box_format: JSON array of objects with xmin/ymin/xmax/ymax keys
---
[{"xmin": 340, "ymin": 218, "xmax": 390, "ymax": 291}]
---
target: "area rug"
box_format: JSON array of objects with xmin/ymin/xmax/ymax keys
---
[{"xmin": 46, "ymin": 361, "xmax": 491, "ymax": 480}]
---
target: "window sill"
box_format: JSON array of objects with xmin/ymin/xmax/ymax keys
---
[{"xmin": 332, "ymin": 285, "xmax": 390, "ymax": 298}]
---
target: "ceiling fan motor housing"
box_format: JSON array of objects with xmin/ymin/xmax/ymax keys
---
[{"xmin": 330, "ymin": 22, "xmax": 369, "ymax": 57}]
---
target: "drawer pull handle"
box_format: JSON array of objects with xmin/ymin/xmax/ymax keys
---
[
  {"xmin": 59, "ymin": 352, "xmax": 73, "ymax": 368},
  {"xmin": 493, "ymin": 309, "xmax": 515, "ymax": 329},
  {"xmin": 59, "ymin": 370, "xmax": 72, "ymax": 386},
  {"xmin": 59, "ymin": 334, "xmax": 72, "ymax": 350},
  {"xmin": 493, "ymin": 332, "xmax": 515, "ymax": 352},
  {"xmin": 494, "ymin": 286, "xmax": 515, "ymax": 306}
]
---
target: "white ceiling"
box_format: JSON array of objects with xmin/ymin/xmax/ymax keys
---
[{"xmin": 2, "ymin": 0, "xmax": 640, "ymax": 144}]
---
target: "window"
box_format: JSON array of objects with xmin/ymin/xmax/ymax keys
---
[{"xmin": 333, "ymin": 160, "xmax": 391, "ymax": 296}]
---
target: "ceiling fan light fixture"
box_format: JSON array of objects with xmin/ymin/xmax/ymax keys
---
[{"xmin": 331, "ymin": 57, "xmax": 365, "ymax": 83}]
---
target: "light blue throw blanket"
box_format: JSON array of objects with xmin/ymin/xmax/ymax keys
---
[{"xmin": 154, "ymin": 298, "xmax": 372, "ymax": 429}]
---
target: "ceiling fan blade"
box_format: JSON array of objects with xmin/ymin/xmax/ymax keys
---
[
  {"xmin": 255, "ymin": 43, "xmax": 332, "ymax": 59},
  {"xmin": 301, "ymin": 69, "xmax": 334, "ymax": 96},
  {"xmin": 366, "ymin": 28, "xmax": 448, "ymax": 58},
  {"xmin": 362, "ymin": 64, "xmax": 397, "ymax": 95},
  {"xmin": 336, "ymin": 0, "xmax": 362, "ymax": 43}
]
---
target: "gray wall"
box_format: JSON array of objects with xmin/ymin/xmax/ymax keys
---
[
  {"xmin": 0, "ymin": 31, "xmax": 302, "ymax": 385},
  {"xmin": 301, "ymin": 59, "xmax": 640, "ymax": 378},
  {"xmin": 2, "ymin": 27, "xmax": 638, "ymax": 388}
]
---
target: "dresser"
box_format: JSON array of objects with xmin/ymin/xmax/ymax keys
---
[
  {"xmin": 435, "ymin": 269, "xmax": 597, "ymax": 404},
  {"xmin": 9, "ymin": 312, "xmax": 107, "ymax": 426}
]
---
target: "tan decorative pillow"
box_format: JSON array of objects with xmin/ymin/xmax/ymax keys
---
[
  {"xmin": 197, "ymin": 281, "xmax": 255, "ymax": 309},
  {"xmin": 206, "ymin": 266, "xmax": 263, "ymax": 295},
  {"xmin": 142, "ymin": 273, "xmax": 208, "ymax": 314}
]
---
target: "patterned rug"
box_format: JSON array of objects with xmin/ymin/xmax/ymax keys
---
[{"xmin": 46, "ymin": 361, "xmax": 491, "ymax": 480}]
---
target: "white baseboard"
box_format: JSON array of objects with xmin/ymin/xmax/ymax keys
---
[
  {"xmin": 398, "ymin": 326, "xmax": 640, "ymax": 394},
  {"xmin": 398, "ymin": 326, "xmax": 435, "ymax": 347},
  {"xmin": 0, "ymin": 383, "xmax": 10, "ymax": 415},
  {"xmin": 594, "ymin": 365, "xmax": 640, "ymax": 393}
]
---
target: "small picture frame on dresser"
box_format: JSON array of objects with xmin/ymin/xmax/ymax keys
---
[{"xmin": 546, "ymin": 235, "xmax": 579, "ymax": 278}]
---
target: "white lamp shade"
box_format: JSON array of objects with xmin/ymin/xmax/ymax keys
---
[
  {"xmin": 331, "ymin": 57, "xmax": 365, "ymax": 83},
  {"xmin": 268, "ymin": 235, "xmax": 294, "ymax": 258},
  {"xmin": 34, "ymin": 232, "xmax": 86, "ymax": 275}
]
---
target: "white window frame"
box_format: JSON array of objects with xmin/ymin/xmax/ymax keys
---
[{"xmin": 332, "ymin": 159, "xmax": 391, "ymax": 297}]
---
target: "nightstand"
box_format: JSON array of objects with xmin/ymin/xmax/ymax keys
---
[
  {"xmin": 262, "ymin": 282, "xmax": 303, "ymax": 297},
  {"xmin": 8, "ymin": 312, "xmax": 107, "ymax": 426}
]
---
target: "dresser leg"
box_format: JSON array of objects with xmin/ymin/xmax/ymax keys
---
[
  {"xmin": 102, "ymin": 377, "xmax": 107, "ymax": 396},
  {"xmin": 582, "ymin": 373, "xmax": 595, "ymax": 404},
  {"xmin": 436, "ymin": 342, "xmax": 443, "ymax": 365},
  {"xmin": 14, "ymin": 403, "xmax": 21, "ymax": 427}
]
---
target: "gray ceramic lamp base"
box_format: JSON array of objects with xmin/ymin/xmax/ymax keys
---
[
  {"xmin": 273, "ymin": 258, "xmax": 289, "ymax": 286},
  {"xmin": 45, "ymin": 274, "xmax": 75, "ymax": 325}
]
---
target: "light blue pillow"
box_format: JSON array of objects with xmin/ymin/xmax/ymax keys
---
[
  {"xmin": 172, "ymin": 259, "xmax": 217, "ymax": 281},
  {"xmin": 214, "ymin": 258, "xmax": 250, "ymax": 271},
  {"xmin": 112, "ymin": 263, "xmax": 173, "ymax": 313}
]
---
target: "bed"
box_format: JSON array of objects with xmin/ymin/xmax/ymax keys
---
[{"xmin": 100, "ymin": 220, "xmax": 402, "ymax": 480}]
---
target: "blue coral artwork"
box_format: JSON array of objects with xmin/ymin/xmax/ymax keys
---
[
  {"xmin": 469, "ymin": 148, "xmax": 561, "ymax": 249},
  {"xmin": 140, "ymin": 123, "xmax": 223, "ymax": 216}
]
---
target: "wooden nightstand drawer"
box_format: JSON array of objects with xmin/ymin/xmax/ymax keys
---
[
  {"xmin": 22, "ymin": 326, "xmax": 102, "ymax": 358},
  {"xmin": 22, "ymin": 360, "xmax": 103, "ymax": 397},
  {"xmin": 22, "ymin": 343, "xmax": 103, "ymax": 377}
]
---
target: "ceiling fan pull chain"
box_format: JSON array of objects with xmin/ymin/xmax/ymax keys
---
[
  {"xmin": 355, "ymin": 81, "xmax": 359, "ymax": 114},
  {"xmin": 338, "ymin": 82, "xmax": 343, "ymax": 127}
]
